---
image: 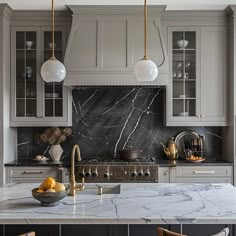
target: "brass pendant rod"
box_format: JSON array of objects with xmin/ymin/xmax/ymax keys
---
[
  {"xmin": 143, "ymin": 0, "xmax": 148, "ymax": 60},
  {"xmin": 51, "ymin": 0, "xmax": 55, "ymax": 59}
]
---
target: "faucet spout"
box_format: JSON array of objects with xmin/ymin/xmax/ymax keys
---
[{"xmin": 69, "ymin": 144, "xmax": 84, "ymax": 196}]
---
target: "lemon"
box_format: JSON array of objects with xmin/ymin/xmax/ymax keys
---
[
  {"xmin": 54, "ymin": 182, "xmax": 66, "ymax": 192},
  {"xmin": 46, "ymin": 188, "xmax": 56, "ymax": 193},
  {"xmin": 42, "ymin": 177, "xmax": 56, "ymax": 189},
  {"xmin": 39, "ymin": 183, "xmax": 46, "ymax": 191},
  {"xmin": 36, "ymin": 188, "xmax": 45, "ymax": 193}
]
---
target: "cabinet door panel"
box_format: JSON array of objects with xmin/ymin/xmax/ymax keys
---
[
  {"xmin": 102, "ymin": 20, "xmax": 128, "ymax": 68},
  {"xmin": 201, "ymin": 26, "xmax": 227, "ymax": 122},
  {"xmin": 65, "ymin": 19, "xmax": 98, "ymax": 69},
  {"xmin": 5, "ymin": 224, "xmax": 59, "ymax": 236},
  {"xmin": 61, "ymin": 225, "xmax": 109, "ymax": 236}
]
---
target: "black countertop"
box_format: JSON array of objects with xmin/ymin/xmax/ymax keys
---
[{"xmin": 4, "ymin": 158, "xmax": 233, "ymax": 167}]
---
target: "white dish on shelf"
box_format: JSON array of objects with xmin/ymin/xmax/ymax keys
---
[
  {"xmin": 48, "ymin": 42, "xmax": 56, "ymax": 49},
  {"xmin": 176, "ymin": 39, "xmax": 189, "ymax": 49},
  {"xmin": 45, "ymin": 93, "xmax": 60, "ymax": 98},
  {"xmin": 178, "ymin": 94, "xmax": 186, "ymax": 98},
  {"xmin": 26, "ymin": 41, "xmax": 33, "ymax": 49},
  {"xmin": 177, "ymin": 112, "xmax": 189, "ymax": 116}
]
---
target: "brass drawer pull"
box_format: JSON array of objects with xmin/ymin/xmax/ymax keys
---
[
  {"xmin": 22, "ymin": 171, "xmax": 43, "ymax": 175},
  {"xmin": 193, "ymin": 170, "xmax": 214, "ymax": 174}
]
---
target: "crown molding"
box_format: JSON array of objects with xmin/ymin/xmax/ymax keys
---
[
  {"xmin": 66, "ymin": 5, "xmax": 167, "ymax": 15},
  {"xmin": 0, "ymin": 4, "xmax": 13, "ymax": 20}
]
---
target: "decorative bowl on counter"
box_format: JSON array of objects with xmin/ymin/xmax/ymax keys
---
[
  {"xmin": 32, "ymin": 188, "xmax": 68, "ymax": 207},
  {"xmin": 33, "ymin": 155, "xmax": 49, "ymax": 163},
  {"xmin": 186, "ymin": 157, "xmax": 205, "ymax": 163}
]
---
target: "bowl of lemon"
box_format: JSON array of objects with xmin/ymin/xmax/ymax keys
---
[{"xmin": 32, "ymin": 177, "xmax": 67, "ymax": 207}]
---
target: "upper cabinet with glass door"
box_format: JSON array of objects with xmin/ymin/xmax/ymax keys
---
[
  {"xmin": 172, "ymin": 30, "xmax": 198, "ymax": 119},
  {"xmin": 166, "ymin": 26, "xmax": 227, "ymax": 126},
  {"xmin": 10, "ymin": 27, "xmax": 72, "ymax": 127}
]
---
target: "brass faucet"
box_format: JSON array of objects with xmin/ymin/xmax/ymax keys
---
[{"xmin": 69, "ymin": 144, "xmax": 85, "ymax": 196}]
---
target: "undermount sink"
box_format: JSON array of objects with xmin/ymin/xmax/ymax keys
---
[{"xmin": 80, "ymin": 184, "xmax": 121, "ymax": 195}]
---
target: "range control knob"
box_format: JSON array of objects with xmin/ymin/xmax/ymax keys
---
[
  {"xmin": 92, "ymin": 169, "xmax": 98, "ymax": 177},
  {"xmin": 138, "ymin": 169, "xmax": 144, "ymax": 177},
  {"xmin": 104, "ymin": 170, "xmax": 110, "ymax": 178},
  {"xmin": 79, "ymin": 169, "xmax": 85, "ymax": 178},
  {"xmin": 144, "ymin": 169, "xmax": 151, "ymax": 177},
  {"xmin": 85, "ymin": 169, "xmax": 91, "ymax": 177},
  {"xmin": 131, "ymin": 170, "xmax": 137, "ymax": 177}
]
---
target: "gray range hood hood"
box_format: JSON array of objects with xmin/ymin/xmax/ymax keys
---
[{"xmin": 64, "ymin": 5, "xmax": 169, "ymax": 86}]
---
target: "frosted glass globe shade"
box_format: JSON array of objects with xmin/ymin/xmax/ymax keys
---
[
  {"xmin": 133, "ymin": 59, "xmax": 158, "ymax": 81},
  {"xmin": 41, "ymin": 58, "xmax": 66, "ymax": 83}
]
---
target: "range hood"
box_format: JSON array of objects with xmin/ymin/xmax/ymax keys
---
[{"xmin": 64, "ymin": 5, "xmax": 169, "ymax": 86}]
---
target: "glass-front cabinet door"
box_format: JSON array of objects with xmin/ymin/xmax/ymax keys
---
[
  {"xmin": 42, "ymin": 27, "xmax": 66, "ymax": 119},
  {"xmin": 167, "ymin": 27, "xmax": 200, "ymax": 124},
  {"xmin": 11, "ymin": 27, "xmax": 41, "ymax": 121},
  {"xmin": 11, "ymin": 26, "xmax": 71, "ymax": 127}
]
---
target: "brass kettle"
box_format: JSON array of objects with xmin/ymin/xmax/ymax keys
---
[{"xmin": 161, "ymin": 137, "xmax": 178, "ymax": 160}]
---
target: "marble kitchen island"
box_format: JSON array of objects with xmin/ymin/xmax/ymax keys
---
[{"xmin": 0, "ymin": 183, "xmax": 236, "ymax": 224}]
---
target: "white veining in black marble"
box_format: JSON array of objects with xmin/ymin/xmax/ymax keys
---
[{"xmin": 17, "ymin": 88, "xmax": 222, "ymax": 161}]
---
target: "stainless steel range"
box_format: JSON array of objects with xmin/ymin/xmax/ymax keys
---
[{"xmin": 74, "ymin": 157, "xmax": 159, "ymax": 183}]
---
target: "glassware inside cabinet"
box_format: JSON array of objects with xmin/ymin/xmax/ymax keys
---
[
  {"xmin": 15, "ymin": 31, "xmax": 37, "ymax": 117},
  {"xmin": 43, "ymin": 31, "xmax": 63, "ymax": 117},
  {"xmin": 172, "ymin": 31, "xmax": 197, "ymax": 117}
]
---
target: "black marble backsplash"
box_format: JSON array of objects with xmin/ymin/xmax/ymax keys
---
[{"xmin": 17, "ymin": 88, "xmax": 222, "ymax": 161}]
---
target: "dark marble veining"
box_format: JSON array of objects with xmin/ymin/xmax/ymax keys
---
[{"xmin": 17, "ymin": 88, "xmax": 222, "ymax": 161}]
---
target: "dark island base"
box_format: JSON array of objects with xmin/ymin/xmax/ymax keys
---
[{"xmin": 0, "ymin": 224, "xmax": 234, "ymax": 236}]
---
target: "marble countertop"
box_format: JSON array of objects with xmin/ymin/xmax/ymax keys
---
[{"xmin": 1, "ymin": 183, "xmax": 236, "ymax": 224}]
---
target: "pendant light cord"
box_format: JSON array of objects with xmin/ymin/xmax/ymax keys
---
[
  {"xmin": 51, "ymin": 0, "xmax": 55, "ymax": 59},
  {"xmin": 143, "ymin": 0, "xmax": 148, "ymax": 60}
]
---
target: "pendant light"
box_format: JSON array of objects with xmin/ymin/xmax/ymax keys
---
[
  {"xmin": 133, "ymin": 0, "xmax": 158, "ymax": 81},
  {"xmin": 41, "ymin": 0, "xmax": 66, "ymax": 83}
]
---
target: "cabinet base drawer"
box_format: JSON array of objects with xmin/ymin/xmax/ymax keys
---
[
  {"xmin": 176, "ymin": 166, "xmax": 232, "ymax": 177},
  {"xmin": 6, "ymin": 167, "xmax": 57, "ymax": 178}
]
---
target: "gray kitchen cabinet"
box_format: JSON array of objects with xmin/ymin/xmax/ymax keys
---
[
  {"xmin": 5, "ymin": 167, "xmax": 58, "ymax": 184},
  {"xmin": 166, "ymin": 26, "xmax": 227, "ymax": 126},
  {"xmin": 61, "ymin": 225, "xmax": 127, "ymax": 236},
  {"xmin": 173, "ymin": 166, "xmax": 233, "ymax": 184},
  {"xmin": 10, "ymin": 26, "xmax": 72, "ymax": 127},
  {"xmin": 158, "ymin": 167, "xmax": 171, "ymax": 183},
  {"xmin": 159, "ymin": 166, "xmax": 233, "ymax": 184},
  {"xmin": 64, "ymin": 6, "xmax": 169, "ymax": 86}
]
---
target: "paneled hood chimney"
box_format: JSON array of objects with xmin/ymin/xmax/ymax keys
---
[{"xmin": 64, "ymin": 5, "xmax": 169, "ymax": 86}]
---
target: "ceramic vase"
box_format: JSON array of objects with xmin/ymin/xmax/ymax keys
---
[{"xmin": 48, "ymin": 144, "xmax": 63, "ymax": 162}]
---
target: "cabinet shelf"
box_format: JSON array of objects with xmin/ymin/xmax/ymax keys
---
[
  {"xmin": 173, "ymin": 97, "xmax": 196, "ymax": 100},
  {"xmin": 16, "ymin": 49, "xmax": 37, "ymax": 51},
  {"xmin": 44, "ymin": 49, "xmax": 62, "ymax": 51},
  {"xmin": 44, "ymin": 98, "xmax": 63, "ymax": 100},
  {"xmin": 172, "ymin": 48, "xmax": 196, "ymax": 51},
  {"xmin": 16, "ymin": 98, "xmax": 36, "ymax": 100},
  {"xmin": 173, "ymin": 79, "xmax": 196, "ymax": 82}
]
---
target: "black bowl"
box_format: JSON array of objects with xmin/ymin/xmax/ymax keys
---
[{"xmin": 32, "ymin": 188, "xmax": 68, "ymax": 207}]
